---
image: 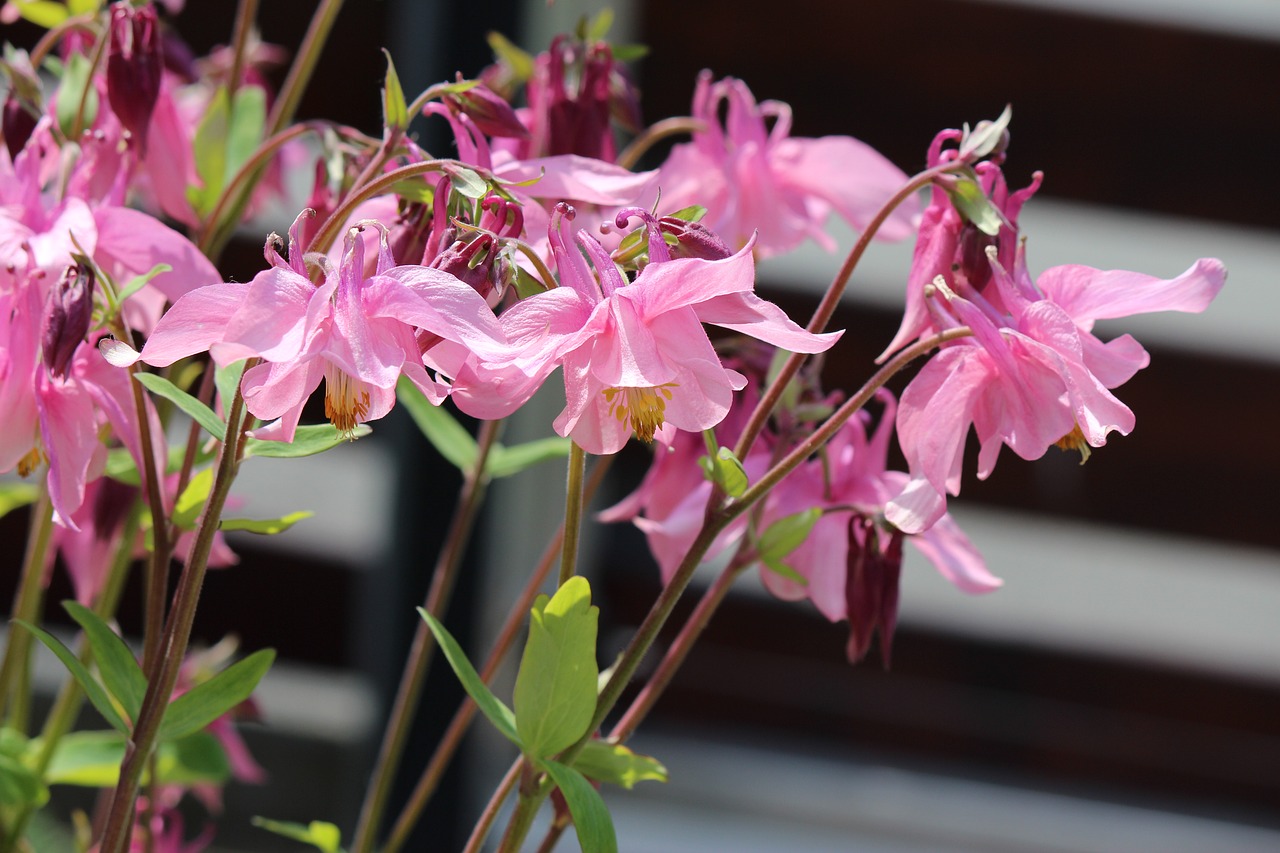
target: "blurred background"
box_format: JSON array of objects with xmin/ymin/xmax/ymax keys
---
[{"xmin": 4, "ymin": 0, "xmax": 1280, "ymax": 850}]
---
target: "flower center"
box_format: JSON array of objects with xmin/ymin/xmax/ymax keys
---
[
  {"xmin": 16, "ymin": 446, "xmax": 44, "ymax": 478},
  {"xmin": 1053, "ymin": 424, "xmax": 1092, "ymax": 464},
  {"xmin": 323, "ymin": 364, "xmax": 371, "ymax": 437},
  {"xmin": 602, "ymin": 384, "xmax": 677, "ymax": 443}
]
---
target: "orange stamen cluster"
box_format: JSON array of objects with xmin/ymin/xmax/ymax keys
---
[{"xmin": 602, "ymin": 384, "xmax": 677, "ymax": 443}]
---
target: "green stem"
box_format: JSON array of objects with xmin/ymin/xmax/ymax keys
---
[
  {"xmin": 0, "ymin": 488, "xmax": 54, "ymax": 732},
  {"xmin": 128, "ymin": 360, "xmax": 172, "ymax": 672},
  {"xmin": 615, "ymin": 116, "xmax": 701, "ymax": 171},
  {"xmin": 732, "ymin": 162, "xmax": 963, "ymax": 464},
  {"xmin": 381, "ymin": 456, "xmax": 615, "ymax": 853},
  {"xmin": 497, "ymin": 763, "xmax": 542, "ymax": 853},
  {"xmin": 558, "ymin": 444, "xmax": 586, "ymax": 586},
  {"xmin": 350, "ymin": 419, "xmax": 502, "ymax": 853},
  {"xmin": 95, "ymin": 386, "xmax": 251, "ymax": 853},
  {"xmin": 226, "ymin": 0, "xmax": 260, "ymax": 100},
  {"xmin": 264, "ymin": 0, "xmax": 345, "ymax": 137}
]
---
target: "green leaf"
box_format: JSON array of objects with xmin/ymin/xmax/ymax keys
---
[
  {"xmin": 541, "ymin": 759, "xmax": 617, "ymax": 853},
  {"xmin": 0, "ymin": 481, "xmax": 39, "ymax": 520},
  {"xmin": 242, "ymin": 423, "xmax": 370, "ymax": 458},
  {"xmin": 389, "ymin": 176, "xmax": 435, "ymax": 205},
  {"xmin": 15, "ymin": 1, "xmax": 68, "ymax": 29},
  {"xmin": 251, "ymin": 818, "xmax": 343, "ymax": 853},
  {"xmin": 219, "ymin": 511, "xmax": 313, "ymax": 534},
  {"xmin": 486, "ymin": 31, "xmax": 535, "ymax": 83},
  {"xmin": 443, "ymin": 163, "xmax": 489, "ymax": 200},
  {"xmin": 66, "ymin": 0, "xmax": 99, "ymax": 14},
  {"xmin": 55, "ymin": 51, "xmax": 97, "ymax": 138},
  {"xmin": 700, "ymin": 446, "xmax": 748, "ymax": 498},
  {"xmin": 16, "ymin": 621, "xmax": 128, "ymax": 733},
  {"xmin": 485, "ymin": 437, "xmax": 573, "ymax": 479},
  {"xmin": 514, "ymin": 576, "xmax": 599, "ymax": 759},
  {"xmin": 134, "ymin": 372, "xmax": 226, "ymax": 440},
  {"xmin": 572, "ymin": 741, "xmax": 667, "ymax": 789},
  {"xmin": 159, "ymin": 648, "xmax": 275, "ymax": 741},
  {"xmin": 396, "ymin": 376, "xmax": 478, "ymax": 470},
  {"xmin": 761, "ymin": 557, "xmax": 808, "ymax": 585},
  {"xmin": 114, "ymin": 263, "xmax": 172, "ymax": 305},
  {"xmin": 0, "ymin": 752, "xmax": 48, "ymax": 807},
  {"xmin": 381, "ymin": 49, "xmax": 408, "ymax": 131},
  {"xmin": 959, "ymin": 104, "xmax": 1012, "ymax": 160},
  {"xmin": 64, "ymin": 602, "xmax": 146, "ymax": 723},
  {"xmin": 948, "ymin": 176, "xmax": 1003, "ymax": 236},
  {"xmin": 227, "ymin": 86, "xmax": 265, "ymax": 175},
  {"xmin": 171, "ymin": 466, "xmax": 214, "ymax": 531},
  {"xmin": 188, "ymin": 86, "xmax": 230, "ymax": 216},
  {"xmin": 417, "ymin": 608, "xmax": 519, "ymax": 746},
  {"xmin": 757, "ymin": 507, "xmax": 822, "ymax": 566},
  {"xmin": 610, "ymin": 43, "xmax": 649, "ymax": 63},
  {"xmin": 215, "ymin": 359, "xmax": 247, "ymax": 416},
  {"xmin": 44, "ymin": 730, "xmax": 231, "ymax": 788}
]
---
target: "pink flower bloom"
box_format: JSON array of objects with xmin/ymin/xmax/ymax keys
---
[
  {"xmin": 759, "ymin": 391, "xmax": 999, "ymax": 664},
  {"xmin": 886, "ymin": 249, "xmax": 1227, "ymax": 534},
  {"xmin": 656, "ymin": 71, "xmax": 917, "ymax": 257},
  {"xmin": 106, "ymin": 213, "xmax": 511, "ymax": 442},
  {"xmin": 455, "ymin": 205, "xmax": 839, "ymax": 454}
]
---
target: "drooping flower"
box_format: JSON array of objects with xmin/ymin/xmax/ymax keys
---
[
  {"xmin": 452, "ymin": 204, "xmax": 839, "ymax": 454},
  {"xmin": 656, "ymin": 71, "xmax": 917, "ymax": 257},
  {"xmin": 885, "ymin": 247, "xmax": 1227, "ymax": 534}
]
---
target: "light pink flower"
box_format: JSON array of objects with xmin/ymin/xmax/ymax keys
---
[
  {"xmin": 455, "ymin": 205, "xmax": 839, "ymax": 454},
  {"xmin": 886, "ymin": 249, "xmax": 1226, "ymax": 534},
  {"xmin": 656, "ymin": 71, "xmax": 917, "ymax": 257}
]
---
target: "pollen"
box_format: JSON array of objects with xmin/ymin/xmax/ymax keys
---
[
  {"xmin": 17, "ymin": 446, "xmax": 44, "ymax": 478},
  {"xmin": 1053, "ymin": 424, "xmax": 1092, "ymax": 464},
  {"xmin": 323, "ymin": 364, "xmax": 371, "ymax": 438},
  {"xmin": 602, "ymin": 384, "xmax": 677, "ymax": 443}
]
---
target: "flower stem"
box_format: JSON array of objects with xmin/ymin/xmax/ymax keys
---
[
  {"xmin": 558, "ymin": 443, "xmax": 587, "ymax": 586},
  {"xmin": 615, "ymin": 116, "xmax": 702, "ymax": 171},
  {"xmin": 226, "ymin": 0, "xmax": 259, "ymax": 101},
  {"xmin": 0, "ymin": 488, "xmax": 54, "ymax": 732},
  {"xmin": 265, "ymin": 0, "xmax": 345, "ymax": 137},
  {"xmin": 128, "ymin": 361, "xmax": 172, "ymax": 672},
  {"xmin": 95, "ymin": 386, "xmax": 251, "ymax": 853},
  {"xmin": 732, "ymin": 162, "xmax": 962, "ymax": 463},
  {"xmin": 461, "ymin": 759, "xmax": 521, "ymax": 853},
  {"xmin": 350, "ymin": 418, "xmax": 502, "ymax": 853},
  {"xmin": 381, "ymin": 456, "xmax": 615, "ymax": 853}
]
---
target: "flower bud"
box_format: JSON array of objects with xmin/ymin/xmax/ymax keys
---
[
  {"xmin": 844, "ymin": 518, "xmax": 904, "ymax": 668},
  {"xmin": 444, "ymin": 79, "xmax": 528, "ymax": 139},
  {"xmin": 106, "ymin": 1, "xmax": 163, "ymax": 153},
  {"xmin": 2, "ymin": 93, "xmax": 36, "ymax": 161},
  {"xmin": 42, "ymin": 259, "xmax": 96, "ymax": 379}
]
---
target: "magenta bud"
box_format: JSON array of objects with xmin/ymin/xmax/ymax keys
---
[
  {"xmin": 42, "ymin": 260, "xmax": 96, "ymax": 379},
  {"xmin": 106, "ymin": 1, "xmax": 163, "ymax": 152},
  {"xmin": 658, "ymin": 216, "xmax": 732, "ymax": 261},
  {"xmin": 843, "ymin": 518, "xmax": 904, "ymax": 668},
  {"xmin": 445, "ymin": 81, "xmax": 528, "ymax": 139},
  {"xmin": 2, "ymin": 94, "xmax": 36, "ymax": 161}
]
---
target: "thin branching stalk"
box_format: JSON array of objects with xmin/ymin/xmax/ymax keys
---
[
  {"xmin": 128, "ymin": 360, "xmax": 173, "ymax": 672},
  {"xmin": 0, "ymin": 489, "xmax": 54, "ymax": 731},
  {"xmin": 615, "ymin": 116, "xmax": 702, "ymax": 171},
  {"xmin": 226, "ymin": 0, "xmax": 259, "ymax": 101},
  {"xmin": 558, "ymin": 443, "xmax": 587, "ymax": 586},
  {"xmin": 350, "ymin": 418, "xmax": 503, "ymax": 853},
  {"xmin": 264, "ymin": 0, "xmax": 345, "ymax": 137},
  {"xmin": 461, "ymin": 760, "xmax": 521, "ymax": 853},
  {"xmin": 382, "ymin": 457, "xmax": 615, "ymax": 853}
]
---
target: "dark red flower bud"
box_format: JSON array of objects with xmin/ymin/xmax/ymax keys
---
[
  {"xmin": 445, "ymin": 80, "xmax": 528, "ymax": 139},
  {"xmin": 42, "ymin": 260, "xmax": 96, "ymax": 379},
  {"xmin": 844, "ymin": 518, "xmax": 904, "ymax": 668},
  {"xmin": 658, "ymin": 216, "xmax": 732, "ymax": 261},
  {"xmin": 106, "ymin": 1, "xmax": 163, "ymax": 153},
  {"xmin": 2, "ymin": 94, "xmax": 36, "ymax": 161}
]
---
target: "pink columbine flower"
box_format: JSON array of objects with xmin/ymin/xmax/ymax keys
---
[
  {"xmin": 656, "ymin": 71, "xmax": 917, "ymax": 257},
  {"xmin": 104, "ymin": 212, "xmax": 511, "ymax": 441},
  {"xmin": 453, "ymin": 204, "xmax": 839, "ymax": 455},
  {"xmin": 760, "ymin": 391, "xmax": 1000, "ymax": 665},
  {"xmin": 885, "ymin": 246, "xmax": 1227, "ymax": 534}
]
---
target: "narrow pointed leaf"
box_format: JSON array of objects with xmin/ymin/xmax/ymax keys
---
[
  {"xmin": 172, "ymin": 466, "xmax": 213, "ymax": 531},
  {"xmin": 251, "ymin": 818, "xmax": 343, "ymax": 853},
  {"xmin": 514, "ymin": 576, "xmax": 598, "ymax": 759},
  {"xmin": 243, "ymin": 423, "xmax": 370, "ymax": 457},
  {"xmin": 542, "ymin": 759, "xmax": 618, "ymax": 853},
  {"xmin": 381, "ymin": 49, "xmax": 408, "ymax": 131},
  {"xmin": 417, "ymin": 608, "xmax": 519, "ymax": 746},
  {"xmin": 159, "ymin": 648, "xmax": 275, "ymax": 741},
  {"xmin": 485, "ymin": 437, "xmax": 572, "ymax": 478},
  {"xmin": 114, "ymin": 263, "xmax": 172, "ymax": 305},
  {"xmin": 64, "ymin": 602, "xmax": 146, "ymax": 723},
  {"xmin": 134, "ymin": 372, "xmax": 226, "ymax": 440},
  {"xmin": 572, "ymin": 741, "xmax": 668, "ymax": 789},
  {"xmin": 16, "ymin": 621, "xmax": 127, "ymax": 733},
  {"xmin": 219, "ymin": 511, "xmax": 313, "ymax": 534}
]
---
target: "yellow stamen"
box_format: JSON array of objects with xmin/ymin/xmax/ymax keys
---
[
  {"xmin": 323, "ymin": 365, "xmax": 371, "ymax": 438},
  {"xmin": 1053, "ymin": 424, "xmax": 1092, "ymax": 464},
  {"xmin": 16, "ymin": 446, "xmax": 44, "ymax": 478},
  {"xmin": 602, "ymin": 384, "xmax": 677, "ymax": 443}
]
